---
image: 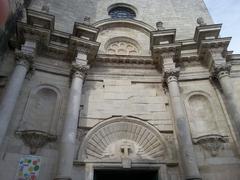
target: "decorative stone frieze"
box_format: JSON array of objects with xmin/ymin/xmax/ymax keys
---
[
  {"xmin": 198, "ymin": 38, "xmax": 231, "ymax": 64},
  {"xmin": 78, "ymin": 117, "xmax": 171, "ymax": 163},
  {"xmin": 16, "ymin": 130, "xmax": 57, "ymax": 154},
  {"xmin": 106, "ymin": 41, "xmax": 139, "ymax": 55},
  {"xmin": 193, "ymin": 134, "xmax": 228, "ymax": 156},
  {"xmin": 96, "ymin": 54, "xmax": 154, "ymax": 65}
]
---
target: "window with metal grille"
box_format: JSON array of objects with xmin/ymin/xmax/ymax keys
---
[{"xmin": 109, "ymin": 7, "xmax": 136, "ymax": 19}]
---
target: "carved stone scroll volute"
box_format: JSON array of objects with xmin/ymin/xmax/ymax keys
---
[
  {"xmin": 193, "ymin": 134, "xmax": 228, "ymax": 156},
  {"xmin": 16, "ymin": 130, "xmax": 57, "ymax": 154}
]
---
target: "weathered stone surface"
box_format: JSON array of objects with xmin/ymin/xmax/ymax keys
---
[{"xmin": 0, "ymin": 0, "xmax": 239, "ymax": 180}]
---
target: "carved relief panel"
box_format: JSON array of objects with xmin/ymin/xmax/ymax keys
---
[
  {"xmin": 78, "ymin": 117, "xmax": 174, "ymax": 166},
  {"xmin": 106, "ymin": 40, "xmax": 139, "ymax": 55}
]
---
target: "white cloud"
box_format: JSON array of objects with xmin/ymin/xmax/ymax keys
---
[{"xmin": 204, "ymin": 0, "xmax": 240, "ymax": 53}]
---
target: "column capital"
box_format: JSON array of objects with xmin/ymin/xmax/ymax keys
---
[
  {"xmin": 212, "ymin": 64, "xmax": 231, "ymax": 79},
  {"xmin": 164, "ymin": 68, "xmax": 180, "ymax": 84},
  {"xmin": 15, "ymin": 40, "xmax": 36, "ymax": 68},
  {"xmin": 15, "ymin": 51, "xmax": 34, "ymax": 68},
  {"xmin": 71, "ymin": 62, "xmax": 89, "ymax": 79}
]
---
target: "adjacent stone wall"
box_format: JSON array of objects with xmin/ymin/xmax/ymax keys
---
[{"xmin": 80, "ymin": 64, "xmax": 173, "ymax": 132}]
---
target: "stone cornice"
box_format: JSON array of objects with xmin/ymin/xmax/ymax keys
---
[
  {"xmin": 96, "ymin": 54, "xmax": 154, "ymax": 64},
  {"xmin": 27, "ymin": 9, "xmax": 55, "ymax": 30},
  {"xmin": 16, "ymin": 9, "xmax": 100, "ymax": 63},
  {"xmin": 152, "ymin": 43, "xmax": 182, "ymax": 67},
  {"xmin": 73, "ymin": 22, "xmax": 99, "ymax": 41},
  {"xmin": 17, "ymin": 21, "xmax": 51, "ymax": 45},
  {"xmin": 199, "ymin": 37, "xmax": 231, "ymax": 69},
  {"xmin": 152, "ymin": 43, "xmax": 181, "ymax": 54},
  {"xmin": 92, "ymin": 18, "xmax": 155, "ymax": 34},
  {"xmin": 227, "ymin": 53, "xmax": 240, "ymax": 63},
  {"xmin": 151, "ymin": 29, "xmax": 176, "ymax": 47},
  {"xmin": 194, "ymin": 24, "xmax": 222, "ymax": 43},
  {"xmin": 199, "ymin": 37, "xmax": 231, "ymax": 49},
  {"xmin": 177, "ymin": 39, "xmax": 197, "ymax": 50},
  {"xmin": 69, "ymin": 36, "xmax": 100, "ymax": 62}
]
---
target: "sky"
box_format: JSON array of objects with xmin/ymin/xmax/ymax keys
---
[{"xmin": 204, "ymin": 0, "xmax": 240, "ymax": 53}]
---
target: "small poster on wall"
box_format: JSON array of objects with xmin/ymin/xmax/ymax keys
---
[{"xmin": 16, "ymin": 155, "xmax": 41, "ymax": 180}]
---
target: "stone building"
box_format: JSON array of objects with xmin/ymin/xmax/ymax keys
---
[{"xmin": 0, "ymin": 0, "xmax": 240, "ymax": 179}]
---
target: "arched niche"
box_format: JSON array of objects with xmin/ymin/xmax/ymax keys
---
[
  {"xmin": 185, "ymin": 92, "xmax": 219, "ymax": 138},
  {"xmin": 93, "ymin": 19, "xmax": 154, "ymax": 56},
  {"xmin": 19, "ymin": 85, "xmax": 62, "ymax": 135},
  {"xmin": 78, "ymin": 117, "xmax": 172, "ymax": 163}
]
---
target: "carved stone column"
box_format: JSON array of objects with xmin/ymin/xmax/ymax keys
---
[
  {"xmin": 0, "ymin": 40, "xmax": 36, "ymax": 146},
  {"xmin": 162, "ymin": 52, "xmax": 201, "ymax": 180},
  {"xmin": 213, "ymin": 64, "xmax": 240, "ymax": 139},
  {"xmin": 55, "ymin": 54, "xmax": 89, "ymax": 180},
  {"xmin": 207, "ymin": 46, "xmax": 240, "ymax": 141}
]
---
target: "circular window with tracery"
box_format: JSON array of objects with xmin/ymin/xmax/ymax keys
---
[
  {"xmin": 106, "ymin": 41, "xmax": 139, "ymax": 55},
  {"xmin": 108, "ymin": 4, "xmax": 136, "ymax": 19}
]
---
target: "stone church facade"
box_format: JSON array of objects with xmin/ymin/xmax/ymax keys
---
[{"xmin": 0, "ymin": 0, "xmax": 240, "ymax": 179}]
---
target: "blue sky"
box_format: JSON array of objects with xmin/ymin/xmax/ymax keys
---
[{"xmin": 204, "ymin": 0, "xmax": 240, "ymax": 53}]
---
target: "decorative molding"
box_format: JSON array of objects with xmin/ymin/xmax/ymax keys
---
[
  {"xmin": 78, "ymin": 117, "xmax": 171, "ymax": 163},
  {"xmin": 193, "ymin": 134, "xmax": 228, "ymax": 156},
  {"xmin": 211, "ymin": 64, "xmax": 231, "ymax": 79},
  {"xmin": 106, "ymin": 40, "xmax": 139, "ymax": 56},
  {"xmin": 164, "ymin": 68, "xmax": 180, "ymax": 83},
  {"xmin": 194, "ymin": 24, "xmax": 222, "ymax": 43},
  {"xmin": 199, "ymin": 37, "xmax": 231, "ymax": 60},
  {"xmin": 15, "ymin": 50, "xmax": 34, "ymax": 62},
  {"xmin": 16, "ymin": 9, "xmax": 100, "ymax": 63},
  {"xmin": 92, "ymin": 18, "xmax": 155, "ymax": 33},
  {"xmin": 16, "ymin": 130, "xmax": 57, "ymax": 154},
  {"xmin": 27, "ymin": 9, "xmax": 55, "ymax": 30},
  {"xmin": 96, "ymin": 54, "xmax": 154, "ymax": 65},
  {"xmin": 71, "ymin": 63, "xmax": 89, "ymax": 79}
]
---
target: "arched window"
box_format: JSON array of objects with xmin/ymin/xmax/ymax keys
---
[{"xmin": 109, "ymin": 6, "xmax": 136, "ymax": 19}]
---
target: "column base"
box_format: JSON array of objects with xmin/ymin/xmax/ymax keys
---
[{"xmin": 54, "ymin": 176, "xmax": 71, "ymax": 180}]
